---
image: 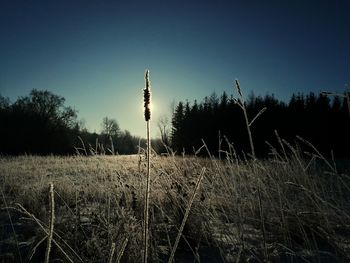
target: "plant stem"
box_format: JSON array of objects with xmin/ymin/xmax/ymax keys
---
[
  {"xmin": 242, "ymin": 106, "xmax": 255, "ymax": 158},
  {"xmin": 144, "ymin": 120, "xmax": 151, "ymax": 263},
  {"xmin": 45, "ymin": 182, "xmax": 55, "ymax": 263}
]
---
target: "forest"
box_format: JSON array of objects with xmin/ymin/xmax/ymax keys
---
[
  {"xmin": 1, "ymin": 89, "xmax": 349, "ymax": 158},
  {"xmin": 171, "ymin": 90, "xmax": 350, "ymax": 158}
]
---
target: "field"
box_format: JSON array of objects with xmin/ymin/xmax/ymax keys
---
[{"xmin": 1, "ymin": 147, "xmax": 350, "ymax": 262}]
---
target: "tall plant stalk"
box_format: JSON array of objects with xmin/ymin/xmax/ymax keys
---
[
  {"xmin": 234, "ymin": 79, "xmax": 266, "ymax": 159},
  {"xmin": 143, "ymin": 70, "xmax": 152, "ymax": 263},
  {"xmin": 45, "ymin": 182, "xmax": 55, "ymax": 263}
]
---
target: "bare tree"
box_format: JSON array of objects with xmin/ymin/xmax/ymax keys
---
[
  {"xmin": 101, "ymin": 117, "xmax": 120, "ymax": 154},
  {"xmin": 101, "ymin": 117, "xmax": 120, "ymax": 137},
  {"xmin": 157, "ymin": 115, "xmax": 170, "ymax": 146}
]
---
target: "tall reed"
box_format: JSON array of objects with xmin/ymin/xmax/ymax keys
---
[
  {"xmin": 143, "ymin": 69, "xmax": 152, "ymax": 263},
  {"xmin": 45, "ymin": 182, "xmax": 55, "ymax": 263},
  {"xmin": 234, "ymin": 79, "xmax": 266, "ymax": 158}
]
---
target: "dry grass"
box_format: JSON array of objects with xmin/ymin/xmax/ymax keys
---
[{"xmin": 0, "ymin": 144, "xmax": 349, "ymax": 262}]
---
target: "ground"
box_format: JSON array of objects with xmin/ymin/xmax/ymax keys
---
[{"xmin": 0, "ymin": 153, "xmax": 349, "ymax": 262}]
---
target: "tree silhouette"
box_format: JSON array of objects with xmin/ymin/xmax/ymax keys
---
[
  {"xmin": 0, "ymin": 89, "xmax": 78, "ymax": 154},
  {"xmin": 101, "ymin": 117, "xmax": 120, "ymax": 137},
  {"xmin": 170, "ymin": 90, "xmax": 350, "ymax": 158},
  {"xmin": 171, "ymin": 102, "xmax": 184, "ymax": 152},
  {"xmin": 157, "ymin": 115, "xmax": 171, "ymax": 148}
]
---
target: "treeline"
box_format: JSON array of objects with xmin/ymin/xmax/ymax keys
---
[
  {"xmin": 2, "ymin": 89, "xmax": 349, "ymax": 157},
  {"xmin": 0, "ymin": 90, "xmax": 148, "ymax": 155},
  {"xmin": 171, "ymin": 91, "xmax": 350, "ymax": 158}
]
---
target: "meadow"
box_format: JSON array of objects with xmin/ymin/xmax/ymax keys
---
[
  {"xmin": 1, "ymin": 75, "xmax": 350, "ymax": 262},
  {"xmin": 1, "ymin": 142, "xmax": 349, "ymax": 262}
]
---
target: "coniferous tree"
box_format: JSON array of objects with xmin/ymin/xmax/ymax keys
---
[
  {"xmin": 171, "ymin": 102, "xmax": 185, "ymax": 152},
  {"xmin": 170, "ymin": 90, "xmax": 350, "ymax": 158}
]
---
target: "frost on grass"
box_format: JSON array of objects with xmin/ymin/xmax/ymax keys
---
[{"xmin": 0, "ymin": 152, "xmax": 349, "ymax": 262}]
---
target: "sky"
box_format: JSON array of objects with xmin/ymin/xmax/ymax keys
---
[{"xmin": 0, "ymin": 0, "xmax": 349, "ymax": 137}]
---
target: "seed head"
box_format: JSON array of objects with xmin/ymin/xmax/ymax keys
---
[
  {"xmin": 144, "ymin": 70, "xmax": 151, "ymax": 121},
  {"xmin": 235, "ymin": 79, "xmax": 242, "ymax": 97}
]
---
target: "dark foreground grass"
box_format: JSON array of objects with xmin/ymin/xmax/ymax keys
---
[{"xmin": 0, "ymin": 146, "xmax": 349, "ymax": 262}]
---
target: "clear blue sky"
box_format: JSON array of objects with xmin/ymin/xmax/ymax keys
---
[{"xmin": 0, "ymin": 0, "xmax": 349, "ymax": 137}]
